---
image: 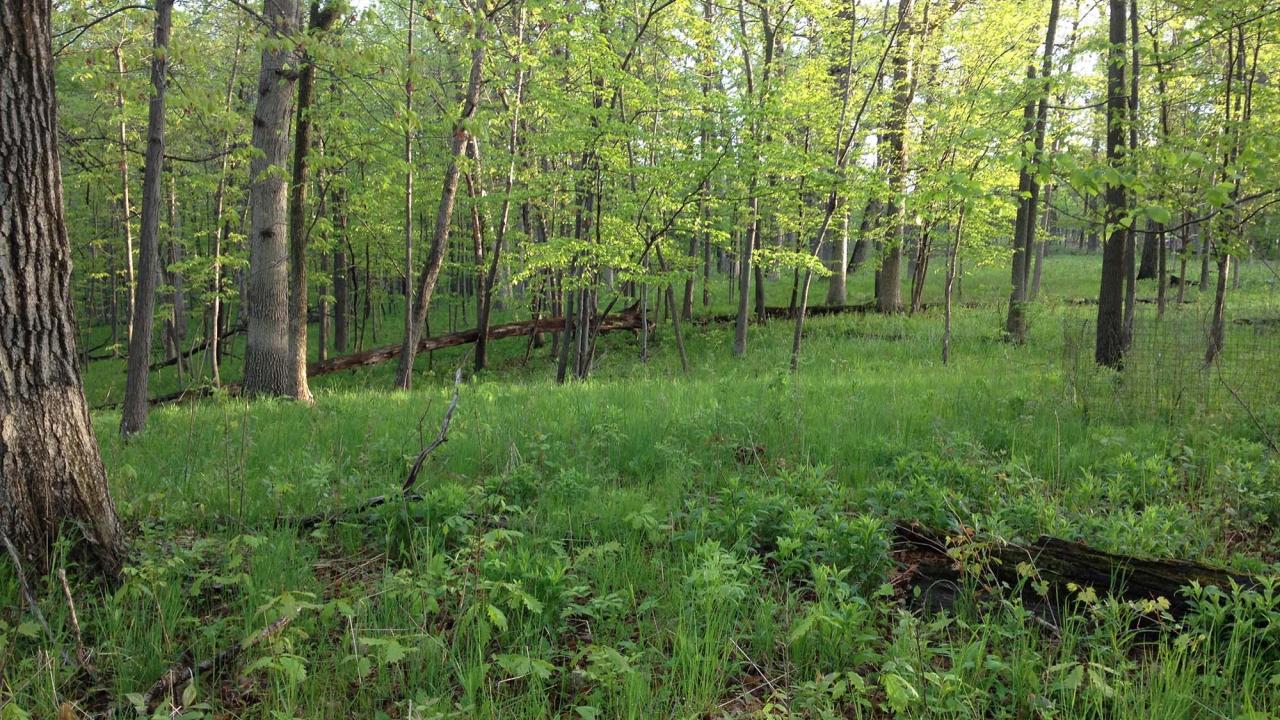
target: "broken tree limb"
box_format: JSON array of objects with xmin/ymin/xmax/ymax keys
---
[
  {"xmin": 404, "ymin": 367, "xmax": 462, "ymax": 491},
  {"xmin": 701, "ymin": 302, "xmax": 878, "ymax": 324},
  {"xmin": 893, "ymin": 522, "xmax": 1257, "ymax": 620},
  {"xmin": 293, "ymin": 367, "xmax": 462, "ymax": 530},
  {"xmin": 139, "ymin": 612, "xmax": 296, "ymax": 715},
  {"xmin": 148, "ymin": 323, "xmax": 245, "ymax": 371}
]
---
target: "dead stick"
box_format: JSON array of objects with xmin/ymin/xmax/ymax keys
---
[
  {"xmin": 1, "ymin": 532, "xmax": 56, "ymax": 647},
  {"xmin": 404, "ymin": 367, "xmax": 462, "ymax": 491},
  {"xmin": 57, "ymin": 568, "xmax": 90, "ymax": 669},
  {"xmin": 141, "ymin": 613, "xmax": 296, "ymax": 713}
]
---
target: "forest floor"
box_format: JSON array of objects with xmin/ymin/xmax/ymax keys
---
[{"xmin": 6, "ymin": 255, "xmax": 1280, "ymax": 719}]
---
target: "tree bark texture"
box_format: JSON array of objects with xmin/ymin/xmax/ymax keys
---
[{"xmin": 1, "ymin": 1, "xmax": 126, "ymax": 580}]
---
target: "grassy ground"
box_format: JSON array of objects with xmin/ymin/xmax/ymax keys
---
[{"xmin": 5, "ymin": 254, "xmax": 1280, "ymax": 719}]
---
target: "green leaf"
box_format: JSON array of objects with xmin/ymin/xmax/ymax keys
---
[
  {"xmin": 883, "ymin": 672, "xmax": 919, "ymax": 712},
  {"xmin": 486, "ymin": 604, "xmax": 509, "ymax": 632}
]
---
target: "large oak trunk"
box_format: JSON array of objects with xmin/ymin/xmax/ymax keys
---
[{"xmin": 0, "ymin": 1, "xmax": 125, "ymax": 579}]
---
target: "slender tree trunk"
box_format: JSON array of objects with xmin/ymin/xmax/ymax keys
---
[
  {"xmin": 1121, "ymin": 0, "xmax": 1139, "ymax": 349},
  {"xmin": 396, "ymin": 11, "xmax": 487, "ymax": 389},
  {"xmin": 120, "ymin": 0, "xmax": 173, "ymax": 437},
  {"xmin": 281, "ymin": 3, "xmax": 336, "ymax": 403},
  {"xmin": 333, "ymin": 192, "xmax": 349, "ymax": 353},
  {"xmin": 401, "ymin": 0, "xmax": 415, "ymax": 374},
  {"xmin": 476, "ymin": 10, "xmax": 525, "ymax": 371},
  {"xmin": 1005, "ymin": 0, "xmax": 1060, "ymax": 342},
  {"xmin": 244, "ymin": 0, "xmax": 302, "ymax": 397},
  {"xmin": 207, "ymin": 25, "xmax": 243, "ymax": 388},
  {"xmin": 733, "ymin": 189, "xmax": 757, "ymax": 356},
  {"xmin": 876, "ymin": 0, "xmax": 915, "ymax": 314},
  {"xmin": 112, "ymin": 43, "xmax": 136, "ymax": 344},
  {"xmin": 942, "ymin": 208, "xmax": 965, "ymax": 365},
  {"xmin": 0, "ymin": 1, "xmax": 126, "ymax": 580},
  {"xmin": 1096, "ymin": 0, "xmax": 1128, "ymax": 367}
]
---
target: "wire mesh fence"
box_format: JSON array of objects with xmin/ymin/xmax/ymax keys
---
[{"xmin": 1062, "ymin": 305, "xmax": 1280, "ymax": 427}]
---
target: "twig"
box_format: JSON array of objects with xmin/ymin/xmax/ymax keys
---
[
  {"xmin": 58, "ymin": 569, "xmax": 91, "ymax": 670},
  {"xmin": 1215, "ymin": 359, "xmax": 1279, "ymax": 452},
  {"xmin": 292, "ymin": 368, "xmax": 463, "ymax": 529},
  {"xmin": 140, "ymin": 613, "xmax": 296, "ymax": 714},
  {"xmin": 403, "ymin": 367, "xmax": 463, "ymax": 492},
  {"xmin": 1, "ymin": 532, "xmax": 56, "ymax": 647}
]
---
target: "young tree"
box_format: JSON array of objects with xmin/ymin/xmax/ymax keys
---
[
  {"xmin": 1096, "ymin": 0, "xmax": 1129, "ymax": 367},
  {"xmin": 120, "ymin": 0, "xmax": 174, "ymax": 436},
  {"xmin": 1, "ymin": 1, "xmax": 126, "ymax": 580}
]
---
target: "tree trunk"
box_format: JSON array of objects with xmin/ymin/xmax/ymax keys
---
[
  {"xmin": 1005, "ymin": 0, "xmax": 1060, "ymax": 342},
  {"xmin": 120, "ymin": 0, "xmax": 174, "ymax": 437},
  {"xmin": 112, "ymin": 43, "xmax": 137, "ymax": 344},
  {"xmin": 207, "ymin": 25, "xmax": 243, "ymax": 388},
  {"xmin": 1138, "ymin": 226, "xmax": 1159, "ymax": 279},
  {"xmin": 1121, "ymin": 0, "xmax": 1140, "ymax": 350},
  {"xmin": 396, "ymin": 13, "xmax": 486, "ymax": 389},
  {"xmin": 0, "ymin": 1, "xmax": 126, "ymax": 580},
  {"xmin": 1096, "ymin": 0, "xmax": 1128, "ymax": 368},
  {"xmin": 244, "ymin": 0, "xmax": 302, "ymax": 397},
  {"xmin": 476, "ymin": 11, "xmax": 525, "ymax": 371},
  {"xmin": 733, "ymin": 190, "xmax": 757, "ymax": 356},
  {"xmin": 282, "ymin": 2, "xmax": 337, "ymax": 404},
  {"xmin": 826, "ymin": 208, "xmax": 849, "ymax": 305},
  {"xmin": 875, "ymin": 0, "xmax": 915, "ymax": 314}
]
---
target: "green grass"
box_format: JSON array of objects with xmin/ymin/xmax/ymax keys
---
[{"xmin": 5, "ymin": 254, "xmax": 1280, "ymax": 718}]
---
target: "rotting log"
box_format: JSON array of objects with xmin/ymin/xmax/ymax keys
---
[{"xmin": 893, "ymin": 522, "xmax": 1257, "ymax": 620}]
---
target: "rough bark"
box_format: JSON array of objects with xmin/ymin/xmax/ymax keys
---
[
  {"xmin": 243, "ymin": 0, "xmax": 301, "ymax": 398},
  {"xmin": 120, "ymin": 0, "xmax": 174, "ymax": 437},
  {"xmin": 0, "ymin": 1, "xmax": 126, "ymax": 580}
]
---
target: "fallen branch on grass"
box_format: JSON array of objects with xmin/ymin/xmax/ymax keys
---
[
  {"xmin": 892, "ymin": 522, "xmax": 1257, "ymax": 620},
  {"xmin": 138, "ymin": 613, "xmax": 296, "ymax": 715},
  {"xmin": 148, "ymin": 324, "xmax": 245, "ymax": 371},
  {"xmin": 293, "ymin": 367, "xmax": 463, "ymax": 530}
]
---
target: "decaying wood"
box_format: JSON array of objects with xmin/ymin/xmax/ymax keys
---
[
  {"xmin": 893, "ymin": 522, "xmax": 1257, "ymax": 619},
  {"xmin": 704, "ymin": 302, "xmax": 879, "ymax": 324}
]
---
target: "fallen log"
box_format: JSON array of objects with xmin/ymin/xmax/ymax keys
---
[
  {"xmin": 701, "ymin": 302, "xmax": 878, "ymax": 324},
  {"xmin": 893, "ymin": 522, "xmax": 1257, "ymax": 620},
  {"xmin": 307, "ymin": 309, "xmax": 647, "ymax": 376},
  {"xmin": 94, "ymin": 310, "xmax": 648, "ymax": 410}
]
